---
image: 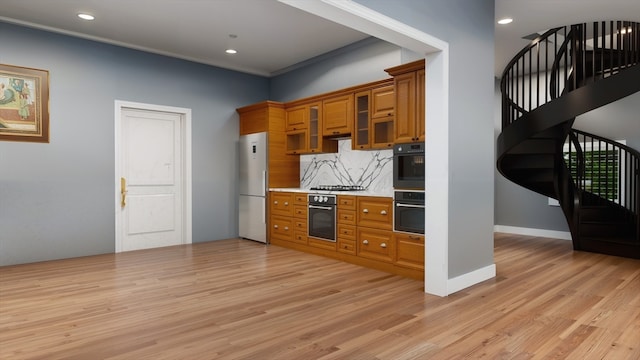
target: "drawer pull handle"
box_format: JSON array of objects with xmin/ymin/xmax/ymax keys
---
[
  {"xmin": 284, "ymin": 202, "xmax": 289, "ymax": 206},
  {"xmin": 380, "ymin": 243, "xmax": 387, "ymax": 248},
  {"xmin": 274, "ymin": 201, "xmax": 278, "ymax": 205},
  {"xmin": 380, "ymin": 210, "xmax": 387, "ymax": 215},
  {"xmin": 284, "ymin": 226, "xmax": 289, "ymax": 231},
  {"xmin": 363, "ymin": 240, "xmax": 369, "ymax": 245},
  {"xmin": 274, "ymin": 225, "xmax": 279, "ymax": 229},
  {"xmin": 363, "ymin": 209, "xmax": 369, "ymax": 213}
]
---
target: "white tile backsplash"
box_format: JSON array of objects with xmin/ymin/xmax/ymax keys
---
[{"xmin": 300, "ymin": 139, "xmax": 393, "ymax": 193}]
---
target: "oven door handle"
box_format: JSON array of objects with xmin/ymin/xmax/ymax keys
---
[
  {"xmin": 309, "ymin": 205, "xmax": 334, "ymax": 211},
  {"xmin": 395, "ymin": 203, "xmax": 425, "ymax": 209}
]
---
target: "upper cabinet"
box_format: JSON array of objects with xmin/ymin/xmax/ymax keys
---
[
  {"xmin": 285, "ymin": 101, "xmax": 337, "ymax": 155},
  {"xmin": 385, "ymin": 60, "xmax": 425, "ymax": 144},
  {"xmin": 322, "ymin": 93, "xmax": 353, "ymax": 137},
  {"xmin": 285, "ymin": 105, "xmax": 308, "ymax": 132},
  {"xmin": 353, "ymin": 81, "xmax": 395, "ymax": 150},
  {"xmin": 236, "ymin": 101, "xmax": 300, "ymax": 188}
]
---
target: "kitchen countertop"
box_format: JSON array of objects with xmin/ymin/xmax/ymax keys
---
[{"xmin": 269, "ymin": 187, "xmax": 394, "ymax": 198}]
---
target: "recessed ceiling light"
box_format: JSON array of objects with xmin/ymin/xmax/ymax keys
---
[
  {"xmin": 77, "ymin": 13, "xmax": 95, "ymax": 21},
  {"xmin": 225, "ymin": 34, "xmax": 238, "ymax": 55},
  {"xmin": 498, "ymin": 18, "xmax": 513, "ymax": 25}
]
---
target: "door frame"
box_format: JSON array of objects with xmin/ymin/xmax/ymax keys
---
[{"xmin": 114, "ymin": 100, "xmax": 193, "ymax": 253}]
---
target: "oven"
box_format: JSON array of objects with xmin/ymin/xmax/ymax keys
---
[
  {"xmin": 393, "ymin": 190, "xmax": 425, "ymax": 234},
  {"xmin": 308, "ymin": 194, "xmax": 336, "ymax": 242},
  {"xmin": 393, "ymin": 142, "xmax": 425, "ymax": 189}
]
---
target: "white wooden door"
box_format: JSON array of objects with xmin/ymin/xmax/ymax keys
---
[{"xmin": 117, "ymin": 105, "xmax": 187, "ymax": 252}]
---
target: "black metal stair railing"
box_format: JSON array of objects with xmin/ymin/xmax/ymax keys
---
[
  {"xmin": 501, "ymin": 21, "xmax": 640, "ymax": 128},
  {"xmin": 566, "ymin": 129, "xmax": 639, "ymax": 222},
  {"xmin": 498, "ymin": 20, "xmax": 640, "ymax": 258}
]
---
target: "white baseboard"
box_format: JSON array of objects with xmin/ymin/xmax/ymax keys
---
[
  {"xmin": 447, "ymin": 264, "xmax": 496, "ymax": 295},
  {"xmin": 494, "ymin": 225, "xmax": 572, "ymax": 240}
]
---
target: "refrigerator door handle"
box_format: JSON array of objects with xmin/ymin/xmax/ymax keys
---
[{"xmin": 262, "ymin": 170, "xmax": 267, "ymax": 196}]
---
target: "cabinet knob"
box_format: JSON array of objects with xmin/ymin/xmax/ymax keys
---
[
  {"xmin": 274, "ymin": 225, "xmax": 279, "ymax": 229},
  {"xmin": 363, "ymin": 209, "xmax": 369, "ymax": 213},
  {"xmin": 274, "ymin": 201, "xmax": 278, "ymax": 205},
  {"xmin": 284, "ymin": 226, "xmax": 289, "ymax": 231},
  {"xmin": 284, "ymin": 202, "xmax": 289, "ymax": 206},
  {"xmin": 380, "ymin": 243, "xmax": 387, "ymax": 248},
  {"xmin": 380, "ymin": 210, "xmax": 387, "ymax": 215},
  {"xmin": 362, "ymin": 240, "xmax": 369, "ymax": 245}
]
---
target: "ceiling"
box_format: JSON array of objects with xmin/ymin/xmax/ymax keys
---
[{"xmin": 1, "ymin": 0, "xmax": 639, "ymax": 78}]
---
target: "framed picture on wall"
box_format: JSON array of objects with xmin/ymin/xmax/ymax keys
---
[{"xmin": 0, "ymin": 64, "xmax": 50, "ymax": 143}]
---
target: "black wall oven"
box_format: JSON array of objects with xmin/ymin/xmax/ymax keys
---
[
  {"xmin": 393, "ymin": 142, "xmax": 425, "ymax": 189},
  {"xmin": 308, "ymin": 194, "xmax": 336, "ymax": 242},
  {"xmin": 394, "ymin": 190, "xmax": 425, "ymax": 234}
]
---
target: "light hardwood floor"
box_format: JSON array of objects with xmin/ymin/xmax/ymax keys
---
[{"xmin": 1, "ymin": 233, "xmax": 639, "ymax": 359}]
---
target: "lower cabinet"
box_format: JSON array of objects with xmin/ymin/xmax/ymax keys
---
[
  {"xmin": 270, "ymin": 215, "xmax": 294, "ymax": 243},
  {"xmin": 357, "ymin": 227, "xmax": 394, "ymax": 262},
  {"xmin": 394, "ymin": 233, "xmax": 425, "ymax": 271},
  {"xmin": 267, "ymin": 192, "xmax": 424, "ymax": 280}
]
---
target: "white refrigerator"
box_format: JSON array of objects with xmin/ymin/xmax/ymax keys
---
[{"xmin": 238, "ymin": 132, "xmax": 268, "ymax": 243}]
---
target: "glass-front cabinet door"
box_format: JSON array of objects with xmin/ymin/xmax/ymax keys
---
[
  {"xmin": 308, "ymin": 102, "xmax": 321, "ymax": 152},
  {"xmin": 354, "ymin": 90, "xmax": 370, "ymax": 150}
]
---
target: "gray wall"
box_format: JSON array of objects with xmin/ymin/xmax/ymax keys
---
[
  {"xmin": 353, "ymin": 0, "xmax": 496, "ymax": 278},
  {"xmin": 270, "ymin": 38, "xmax": 406, "ymax": 101},
  {"xmin": 0, "ymin": 22, "xmax": 269, "ymax": 266}
]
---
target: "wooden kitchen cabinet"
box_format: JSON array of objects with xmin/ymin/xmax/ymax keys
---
[
  {"xmin": 270, "ymin": 192, "xmax": 293, "ymax": 217},
  {"xmin": 237, "ymin": 101, "xmax": 299, "ymax": 188},
  {"xmin": 292, "ymin": 193, "xmax": 308, "ymax": 245},
  {"xmin": 354, "ymin": 90, "xmax": 371, "ymax": 149},
  {"xmin": 322, "ymin": 93, "xmax": 353, "ymax": 136},
  {"xmin": 353, "ymin": 83, "xmax": 395, "ymax": 150},
  {"xmin": 357, "ymin": 227, "xmax": 395, "ymax": 263},
  {"xmin": 394, "ymin": 233, "xmax": 425, "ymax": 271},
  {"xmin": 356, "ymin": 196, "xmax": 393, "ymax": 231},
  {"xmin": 337, "ymin": 195, "xmax": 357, "ymax": 255},
  {"xmin": 285, "ymin": 101, "xmax": 337, "ymax": 154},
  {"xmin": 356, "ymin": 196, "xmax": 394, "ymax": 263},
  {"xmin": 270, "ymin": 215, "xmax": 294, "ymax": 243},
  {"xmin": 285, "ymin": 105, "xmax": 307, "ymax": 132},
  {"xmin": 385, "ymin": 60, "xmax": 425, "ymax": 144}
]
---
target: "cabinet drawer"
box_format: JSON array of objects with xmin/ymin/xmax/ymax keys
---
[
  {"xmin": 294, "ymin": 205, "xmax": 307, "ymax": 219},
  {"xmin": 337, "ymin": 195, "xmax": 356, "ymax": 210},
  {"xmin": 357, "ymin": 228, "xmax": 394, "ymax": 262},
  {"xmin": 337, "ymin": 238, "xmax": 356, "ymax": 255},
  {"xmin": 294, "ymin": 193, "xmax": 307, "ymax": 205},
  {"xmin": 337, "ymin": 224, "xmax": 356, "ymax": 239},
  {"xmin": 270, "ymin": 192, "xmax": 293, "ymax": 217},
  {"xmin": 357, "ymin": 197, "xmax": 393, "ymax": 230},
  {"xmin": 270, "ymin": 216, "xmax": 294, "ymax": 242},
  {"xmin": 337, "ymin": 209, "xmax": 356, "ymax": 225},
  {"xmin": 293, "ymin": 231, "xmax": 308, "ymax": 245},
  {"xmin": 395, "ymin": 233, "xmax": 424, "ymax": 271},
  {"xmin": 294, "ymin": 219, "xmax": 307, "ymax": 233}
]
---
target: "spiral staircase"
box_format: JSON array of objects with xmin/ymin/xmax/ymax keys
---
[{"xmin": 497, "ymin": 21, "xmax": 640, "ymax": 259}]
